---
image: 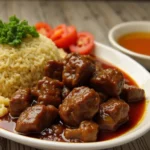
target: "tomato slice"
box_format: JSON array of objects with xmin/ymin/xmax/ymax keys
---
[
  {"xmin": 50, "ymin": 24, "xmax": 77, "ymax": 49},
  {"xmin": 35, "ymin": 22, "xmax": 53, "ymax": 38},
  {"xmin": 69, "ymin": 32, "xmax": 95, "ymax": 55}
]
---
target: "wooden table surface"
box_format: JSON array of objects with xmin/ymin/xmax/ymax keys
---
[{"xmin": 0, "ymin": 0, "xmax": 150, "ymax": 150}]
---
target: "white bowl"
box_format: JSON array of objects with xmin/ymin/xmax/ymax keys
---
[
  {"xmin": 0, "ymin": 42, "xmax": 150, "ymax": 150},
  {"xmin": 108, "ymin": 21, "xmax": 150, "ymax": 70}
]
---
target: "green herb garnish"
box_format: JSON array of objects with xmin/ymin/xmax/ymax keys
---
[{"xmin": 0, "ymin": 16, "xmax": 39, "ymax": 46}]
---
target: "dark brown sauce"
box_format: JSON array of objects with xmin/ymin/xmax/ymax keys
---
[{"xmin": 0, "ymin": 57, "xmax": 146, "ymax": 142}]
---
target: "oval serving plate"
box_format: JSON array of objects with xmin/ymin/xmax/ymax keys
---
[{"xmin": 0, "ymin": 42, "xmax": 150, "ymax": 150}]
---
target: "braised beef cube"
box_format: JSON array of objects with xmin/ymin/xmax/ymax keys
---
[
  {"xmin": 96, "ymin": 98, "xmax": 129, "ymax": 131},
  {"xmin": 120, "ymin": 84, "xmax": 145, "ymax": 102},
  {"xmin": 95, "ymin": 62, "xmax": 103, "ymax": 72},
  {"xmin": 64, "ymin": 121, "xmax": 99, "ymax": 142},
  {"xmin": 90, "ymin": 68, "xmax": 124, "ymax": 96},
  {"xmin": 63, "ymin": 53, "xmax": 95, "ymax": 88},
  {"xmin": 15, "ymin": 105, "xmax": 58, "ymax": 134},
  {"xmin": 44, "ymin": 60, "xmax": 63, "ymax": 81},
  {"xmin": 52, "ymin": 124, "xmax": 64, "ymax": 135},
  {"xmin": 46, "ymin": 105, "xmax": 58, "ymax": 123},
  {"xmin": 31, "ymin": 77, "xmax": 63, "ymax": 107},
  {"xmin": 62, "ymin": 86, "xmax": 70, "ymax": 99},
  {"xmin": 59, "ymin": 86, "xmax": 101, "ymax": 126},
  {"xmin": 9, "ymin": 89, "xmax": 32, "ymax": 117},
  {"xmin": 83, "ymin": 55, "xmax": 98, "ymax": 66}
]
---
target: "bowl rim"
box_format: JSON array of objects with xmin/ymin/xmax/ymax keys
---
[
  {"xmin": 108, "ymin": 21, "xmax": 150, "ymax": 60},
  {"xmin": 0, "ymin": 42, "xmax": 150, "ymax": 150}
]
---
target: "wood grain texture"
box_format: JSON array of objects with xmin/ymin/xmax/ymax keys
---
[{"xmin": 0, "ymin": 0, "xmax": 150, "ymax": 149}]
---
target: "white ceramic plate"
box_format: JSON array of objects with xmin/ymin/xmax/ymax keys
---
[{"xmin": 0, "ymin": 42, "xmax": 150, "ymax": 150}]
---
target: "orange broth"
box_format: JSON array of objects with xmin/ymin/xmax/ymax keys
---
[{"xmin": 118, "ymin": 32, "xmax": 150, "ymax": 56}]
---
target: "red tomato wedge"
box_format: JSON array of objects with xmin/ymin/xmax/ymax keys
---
[
  {"xmin": 35, "ymin": 22, "xmax": 53, "ymax": 38},
  {"xmin": 50, "ymin": 24, "xmax": 77, "ymax": 49},
  {"xmin": 69, "ymin": 32, "xmax": 95, "ymax": 55}
]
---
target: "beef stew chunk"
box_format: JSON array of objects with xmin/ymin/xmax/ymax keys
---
[
  {"xmin": 95, "ymin": 62, "xmax": 103, "ymax": 72},
  {"xmin": 90, "ymin": 68, "xmax": 124, "ymax": 96},
  {"xmin": 64, "ymin": 121, "xmax": 99, "ymax": 142},
  {"xmin": 9, "ymin": 89, "xmax": 32, "ymax": 117},
  {"xmin": 97, "ymin": 98, "xmax": 129, "ymax": 131},
  {"xmin": 59, "ymin": 86, "xmax": 101, "ymax": 126},
  {"xmin": 96, "ymin": 98, "xmax": 129, "ymax": 131},
  {"xmin": 120, "ymin": 84, "xmax": 145, "ymax": 102},
  {"xmin": 44, "ymin": 60, "xmax": 63, "ymax": 81},
  {"xmin": 62, "ymin": 86, "xmax": 70, "ymax": 99},
  {"xmin": 15, "ymin": 105, "xmax": 58, "ymax": 134},
  {"xmin": 52, "ymin": 124, "xmax": 64, "ymax": 135},
  {"xmin": 63, "ymin": 53, "xmax": 95, "ymax": 88},
  {"xmin": 31, "ymin": 77, "xmax": 63, "ymax": 107}
]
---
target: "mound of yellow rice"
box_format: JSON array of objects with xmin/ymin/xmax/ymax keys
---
[{"xmin": 0, "ymin": 34, "xmax": 66, "ymax": 99}]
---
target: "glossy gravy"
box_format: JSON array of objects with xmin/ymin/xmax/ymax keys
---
[
  {"xmin": 118, "ymin": 32, "xmax": 150, "ymax": 56},
  {"xmin": 0, "ymin": 58, "xmax": 146, "ymax": 142}
]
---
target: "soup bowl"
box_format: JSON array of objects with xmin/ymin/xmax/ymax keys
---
[
  {"xmin": 0, "ymin": 42, "xmax": 150, "ymax": 150},
  {"xmin": 108, "ymin": 21, "xmax": 150, "ymax": 70}
]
